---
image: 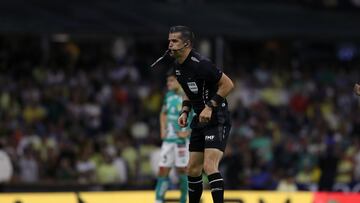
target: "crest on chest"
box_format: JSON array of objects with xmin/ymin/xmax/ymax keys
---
[{"xmin": 187, "ymin": 82, "xmax": 198, "ymax": 94}]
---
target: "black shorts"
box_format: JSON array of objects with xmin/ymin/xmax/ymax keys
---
[{"xmin": 189, "ymin": 108, "xmax": 231, "ymax": 152}]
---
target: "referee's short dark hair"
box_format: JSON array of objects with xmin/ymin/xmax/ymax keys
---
[{"xmin": 169, "ymin": 25, "xmax": 195, "ymax": 46}]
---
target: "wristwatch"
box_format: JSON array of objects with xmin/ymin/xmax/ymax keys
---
[{"xmin": 206, "ymin": 101, "xmax": 215, "ymax": 109}]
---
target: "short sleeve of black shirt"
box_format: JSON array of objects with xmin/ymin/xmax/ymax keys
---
[{"xmin": 196, "ymin": 59, "xmax": 223, "ymax": 84}]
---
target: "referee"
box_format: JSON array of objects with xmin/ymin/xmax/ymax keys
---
[{"xmin": 167, "ymin": 26, "xmax": 234, "ymax": 203}]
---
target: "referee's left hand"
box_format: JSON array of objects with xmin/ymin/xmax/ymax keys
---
[{"xmin": 199, "ymin": 106, "xmax": 212, "ymax": 123}]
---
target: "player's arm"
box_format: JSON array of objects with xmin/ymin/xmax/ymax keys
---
[
  {"xmin": 354, "ymin": 83, "xmax": 360, "ymax": 96},
  {"xmin": 160, "ymin": 106, "xmax": 167, "ymax": 139},
  {"xmin": 178, "ymin": 94, "xmax": 191, "ymax": 128}
]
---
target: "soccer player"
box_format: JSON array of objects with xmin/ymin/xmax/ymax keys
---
[
  {"xmin": 168, "ymin": 25, "xmax": 234, "ymax": 203},
  {"xmin": 155, "ymin": 71, "xmax": 192, "ymax": 203},
  {"xmin": 354, "ymin": 83, "xmax": 360, "ymax": 96}
]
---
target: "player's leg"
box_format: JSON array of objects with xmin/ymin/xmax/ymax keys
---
[
  {"xmin": 155, "ymin": 143, "xmax": 175, "ymax": 203},
  {"xmin": 155, "ymin": 167, "xmax": 171, "ymax": 203},
  {"xmin": 175, "ymin": 167, "xmax": 188, "ymax": 203},
  {"xmin": 187, "ymin": 128, "xmax": 205, "ymax": 203},
  {"xmin": 175, "ymin": 140, "xmax": 190, "ymax": 203},
  {"xmin": 203, "ymin": 123, "xmax": 231, "ymax": 203}
]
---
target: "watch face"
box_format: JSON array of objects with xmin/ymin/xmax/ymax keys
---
[{"xmin": 206, "ymin": 101, "xmax": 214, "ymax": 108}]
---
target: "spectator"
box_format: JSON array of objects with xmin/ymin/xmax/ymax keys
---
[
  {"xmin": 56, "ymin": 158, "xmax": 77, "ymax": 181},
  {"xmin": 76, "ymin": 149, "xmax": 96, "ymax": 183},
  {"xmin": 96, "ymin": 149, "xmax": 120, "ymax": 184},
  {"xmin": 18, "ymin": 147, "xmax": 39, "ymax": 183},
  {"xmin": 0, "ymin": 142, "xmax": 13, "ymax": 183},
  {"xmin": 277, "ymin": 170, "xmax": 298, "ymax": 192}
]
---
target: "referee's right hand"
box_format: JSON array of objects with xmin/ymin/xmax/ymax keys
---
[{"xmin": 178, "ymin": 113, "xmax": 188, "ymax": 127}]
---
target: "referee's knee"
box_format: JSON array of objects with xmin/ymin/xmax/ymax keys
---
[
  {"xmin": 187, "ymin": 165, "xmax": 202, "ymax": 177},
  {"xmin": 203, "ymin": 161, "xmax": 218, "ymax": 175}
]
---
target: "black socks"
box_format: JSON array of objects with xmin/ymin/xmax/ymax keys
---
[
  {"xmin": 188, "ymin": 175, "xmax": 203, "ymax": 203},
  {"xmin": 208, "ymin": 172, "xmax": 224, "ymax": 203},
  {"xmin": 188, "ymin": 173, "xmax": 224, "ymax": 203}
]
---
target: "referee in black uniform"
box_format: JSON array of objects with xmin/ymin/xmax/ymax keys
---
[{"xmin": 167, "ymin": 26, "xmax": 234, "ymax": 203}]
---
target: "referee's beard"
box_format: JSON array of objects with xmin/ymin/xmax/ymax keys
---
[
  {"xmin": 169, "ymin": 49, "xmax": 180, "ymax": 58},
  {"xmin": 170, "ymin": 48, "xmax": 191, "ymax": 63}
]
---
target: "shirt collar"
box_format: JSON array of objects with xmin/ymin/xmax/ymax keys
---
[{"xmin": 176, "ymin": 49, "xmax": 193, "ymax": 66}]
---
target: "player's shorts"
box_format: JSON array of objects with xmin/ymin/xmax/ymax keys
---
[
  {"xmin": 158, "ymin": 140, "xmax": 189, "ymax": 168},
  {"xmin": 189, "ymin": 108, "xmax": 231, "ymax": 152}
]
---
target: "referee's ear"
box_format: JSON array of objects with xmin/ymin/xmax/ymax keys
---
[{"xmin": 185, "ymin": 39, "xmax": 193, "ymax": 47}]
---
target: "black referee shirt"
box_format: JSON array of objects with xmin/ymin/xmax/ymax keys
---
[{"xmin": 173, "ymin": 50, "xmax": 228, "ymax": 115}]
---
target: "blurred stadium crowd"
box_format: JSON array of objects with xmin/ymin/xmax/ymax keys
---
[{"xmin": 0, "ymin": 36, "xmax": 359, "ymax": 192}]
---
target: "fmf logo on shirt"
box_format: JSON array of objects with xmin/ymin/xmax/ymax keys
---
[
  {"xmin": 205, "ymin": 135, "xmax": 215, "ymax": 141},
  {"xmin": 187, "ymin": 82, "xmax": 198, "ymax": 94}
]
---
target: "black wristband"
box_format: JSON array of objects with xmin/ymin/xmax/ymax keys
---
[
  {"xmin": 211, "ymin": 94, "xmax": 224, "ymax": 106},
  {"xmin": 179, "ymin": 109, "xmax": 189, "ymax": 117},
  {"xmin": 206, "ymin": 101, "xmax": 215, "ymax": 109},
  {"xmin": 182, "ymin": 100, "xmax": 192, "ymax": 109}
]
